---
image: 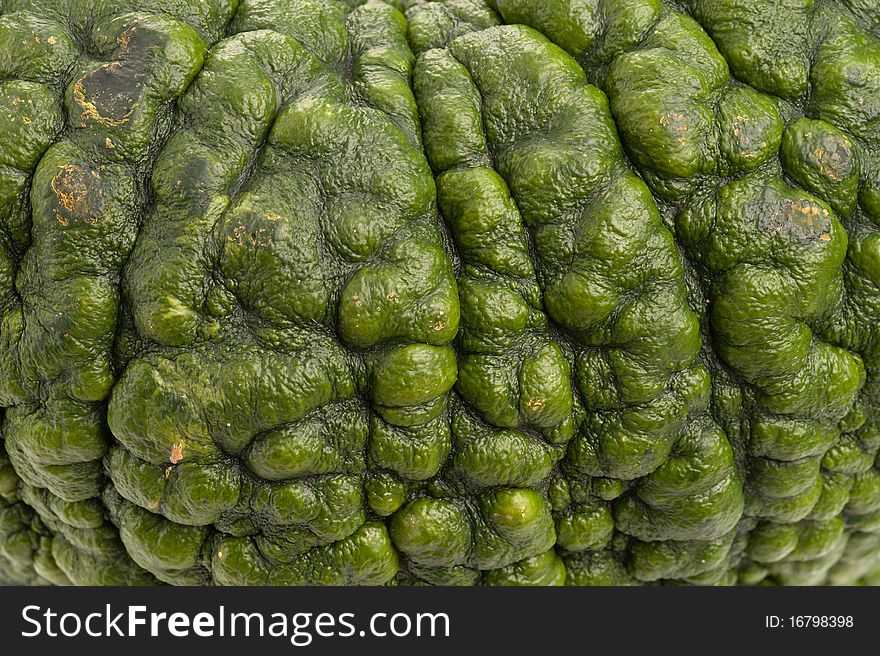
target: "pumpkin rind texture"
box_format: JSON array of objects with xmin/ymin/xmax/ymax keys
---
[{"xmin": 1, "ymin": 0, "xmax": 879, "ymax": 586}]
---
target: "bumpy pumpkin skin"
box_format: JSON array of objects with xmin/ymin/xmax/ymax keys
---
[{"xmin": 0, "ymin": 0, "xmax": 878, "ymax": 586}]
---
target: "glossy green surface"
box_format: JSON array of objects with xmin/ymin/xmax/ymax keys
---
[{"xmin": 1, "ymin": 0, "xmax": 879, "ymax": 586}]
